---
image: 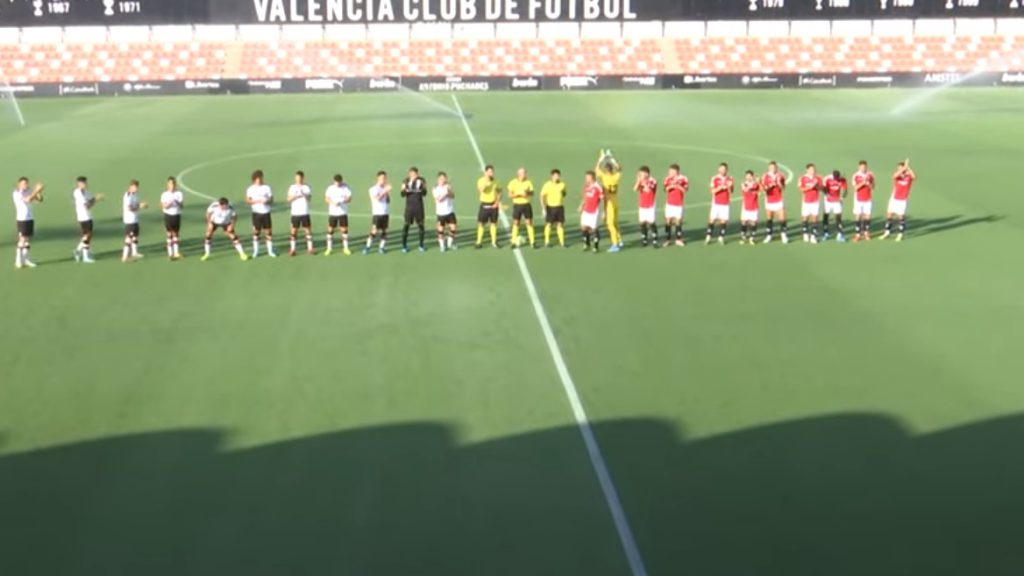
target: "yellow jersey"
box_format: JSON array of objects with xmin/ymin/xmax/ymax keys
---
[
  {"xmin": 507, "ymin": 178, "xmax": 534, "ymax": 205},
  {"xmin": 541, "ymin": 181, "xmax": 566, "ymax": 207},
  {"xmin": 477, "ymin": 176, "xmax": 499, "ymax": 204},
  {"xmin": 597, "ymin": 169, "xmax": 622, "ymax": 195}
]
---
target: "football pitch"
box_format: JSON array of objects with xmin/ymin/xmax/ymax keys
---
[{"xmin": 2, "ymin": 88, "xmax": 1023, "ymax": 575}]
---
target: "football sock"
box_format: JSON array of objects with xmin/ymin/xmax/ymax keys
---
[
  {"xmin": 326, "ymin": 233, "xmax": 333, "ymax": 251},
  {"xmin": 476, "ymin": 224, "xmax": 484, "ymax": 245},
  {"xmin": 342, "ymin": 233, "xmax": 349, "ymax": 250},
  {"xmin": 834, "ymin": 215, "xmax": 843, "ymax": 234},
  {"xmin": 766, "ymin": 219, "xmax": 774, "ymax": 237},
  {"xmin": 750, "ymin": 224, "xmax": 757, "ymax": 239},
  {"xmin": 252, "ymin": 236, "xmax": 259, "ymax": 256},
  {"xmin": 123, "ymin": 240, "xmax": 131, "ymax": 260},
  {"xmin": 306, "ymin": 232, "xmax": 313, "ymax": 252},
  {"xmin": 556, "ymin": 226, "xmax": 565, "ymax": 246},
  {"xmin": 640, "ymin": 223, "xmax": 648, "ymax": 243},
  {"xmin": 290, "ymin": 236, "xmax": 297, "ymax": 252},
  {"xmin": 781, "ymin": 221, "xmax": 789, "ymax": 233},
  {"xmin": 740, "ymin": 224, "xmax": 747, "ymax": 239},
  {"xmin": 437, "ymin": 231, "xmax": 445, "ymax": 250},
  {"xmin": 366, "ymin": 234, "xmax": 375, "ymax": 248},
  {"xmin": 172, "ymin": 238, "xmax": 180, "ymax": 257},
  {"xmin": 447, "ymin": 233, "xmax": 455, "ymax": 249},
  {"xmin": 718, "ymin": 223, "xmax": 727, "ymax": 237},
  {"xmin": 899, "ymin": 218, "xmax": 906, "ymax": 233},
  {"xmin": 705, "ymin": 225, "xmax": 713, "ymax": 238},
  {"xmin": 583, "ymin": 230, "xmax": 591, "ymax": 247},
  {"xmin": 511, "ymin": 222, "xmax": 520, "ymax": 245},
  {"xmin": 131, "ymin": 238, "xmax": 139, "ymax": 256},
  {"xmin": 675, "ymin": 225, "xmax": 683, "ymax": 239},
  {"xmin": 265, "ymin": 238, "xmax": 274, "ymax": 254},
  {"xmin": 233, "ymin": 240, "xmax": 245, "ymax": 255},
  {"xmin": 593, "ymin": 229, "xmax": 600, "ymax": 250},
  {"xmin": 823, "ymin": 214, "xmax": 830, "ymax": 230},
  {"xmin": 526, "ymin": 225, "xmax": 535, "ymax": 247},
  {"xmin": 664, "ymin": 224, "xmax": 672, "ymax": 239},
  {"xmin": 204, "ymin": 239, "xmax": 212, "ymax": 256},
  {"xmin": 418, "ymin": 224, "xmax": 425, "ymax": 248},
  {"xmin": 885, "ymin": 219, "xmax": 893, "ymax": 232},
  {"xmin": 544, "ymin": 223, "xmax": 552, "ymax": 245},
  {"xmin": 402, "ymin": 224, "xmax": 410, "ymax": 248},
  {"xmin": 802, "ymin": 222, "xmax": 809, "ymax": 235},
  {"xmin": 489, "ymin": 223, "xmax": 497, "ymax": 245},
  {"xmin": 166, "ymin": 237, "xmax": 174, "ymax": 257}
]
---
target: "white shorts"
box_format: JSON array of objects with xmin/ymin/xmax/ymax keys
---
[
  {"xmin": 824, "ymin": 201, "xmax": 843, "ymax": 215},
  {"xmin": 709, "ymin": 203, "xmax": 730, "ymax": 222},
  {"xmin": 581, "ymin": 211, "xmax": 599, "ymax": 229},
  {"xmin": 664, "ymin": 204, "xmax": 684, "ymax": 221},
  {"xmin": 765, "ymin": 201, "xmax": 784, "ymax": 214},
  {"xmin": 638, "ymin": 207, "xmax": 656, "ymax": 223},
  {"xmin": 741, "ymin": 209, "xmax": 758, "ymax": 222},
  {"xmin": 801, "ymin": 202, "xmax": 820, "ymax": 218},
  {"xmin": 887, "ymin": 198, "xmax": 908, "ymax": 216},
  {"xmin": 853, "ymin": 200, "xmax": 872, "ymax": 216}
]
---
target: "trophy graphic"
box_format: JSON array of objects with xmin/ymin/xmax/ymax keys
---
[
  {"xmin": 33, "ymin": 0, "xmax": 44, "ymax": 17},
  {"xmin": 104, "ymin": 0, "xmax": 116, "ymax": 16}
]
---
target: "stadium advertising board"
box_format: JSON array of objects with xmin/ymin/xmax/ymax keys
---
[
  {"xmin": 1, "ymin": 0, "xmax": 1020, "ymax": 26},
  {"xmin": 5, "ymin": 72, "xmax": 1023, "ymax": 98}
]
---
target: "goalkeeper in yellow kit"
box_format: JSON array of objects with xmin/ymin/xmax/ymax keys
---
[{"xmin": 596, "ymin": 150, "xmax": 623, "ymax": 252}]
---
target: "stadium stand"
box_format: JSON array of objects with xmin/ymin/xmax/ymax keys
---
[{"xmin": 1, "ymin": 20, "xmax": 1023, "ymax": 83}]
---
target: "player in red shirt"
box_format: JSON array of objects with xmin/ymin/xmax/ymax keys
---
[
  {"xmin": 705, "ymin": 163, "xmax": 734, "ymax": 245},
  {"xmin": 851, "ymin": 160, "xmax": 875, "ymax": 241},
  {"xmin": 663, "ymin": 163, "xmax": 688, "ymax": 247},
  {"xmin": 798, "ymin": 163, "xmax": 823, "ymax": 244},
  {"xmin": 882, "ymin": 159, "xmax": 917, "ymax": 242},
  {"xmin": 740, "ymin": 170, "xmax": 761, "ymax": 244},
  {"xmin": 634, "ymin": 165, "xmax": 659, "ymax": 247},
  {"xmin": 760, "ymin": 161, "xmax": 789, "ymax": 244},
  {"xmin": 579, "ymin": 170, "xmax": 603, "ymax": 252},
  {"xmin": 822, "ymin": 169, "xmax": 848, "ymax": 242}
]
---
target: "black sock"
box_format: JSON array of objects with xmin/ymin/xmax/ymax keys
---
[
  {"xmin": 718, "ymin": 223, "xmax": 726, "ymax": 237},
  {"xmin": 402, "ymin": 225, "xmax": 410, "ymax": 247},
  {"xmin": 640, "ymin": 223, "xmax": 648, "ymax": 243},
  {"xmin": 675, "ymin": 225, "xmax": 683, "ymax": 239},
  {"xmin": 885, "ymin": 219, "xmax": 892, "ymax": 232},
  {"xmin": 594, "ymin": 229, "xmax": 600, "ymax": 249},
  {"xmin": 740, "ymin": 224, "xmax": 748, "ymax": 238},
  {"xmin": 418, "ymin": 224, "xmax": 425, "ymax": 247},
  {"xmin": 705, "ymin": 225, "xmax": 713, "ymax": 237},
  {"xmin": 802, "ymin": 222, "xmax": 809, "ymax": 235},
  {"xmin": 664, "ymin": 224, "xmax": 672, "ymax": 240},
  {"xmin": 767, "ymin": 219, "xmax": 774, "ymax": 236},
  {"xmin": 583, "ymin": 230, "xmax": 591, "ymax": 247},
  {"xmin": 781, "ymin": 221, "xmax": 788, "ymax": 233},
  {"xmin": 822, "ymin": 214, "xmax": 830, "ymax": 230},
  {"xmin": 835, "ymin": 216, "xmax": 843, "ymax": 234},
  {"xmin": 750, "ymin": 224, "xmax": 757, "ymax": 239},
  {"xmin": 899, "ymin": 218, "xmax": 906, "ymax": 233}
]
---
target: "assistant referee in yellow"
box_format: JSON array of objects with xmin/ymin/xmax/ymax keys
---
[
  {"xmin": 507, "ymin": 167, "xmax": 536, "ymax": 249},
  {"xmin": 596, "ymin": 151, "xmax": 623, "ymax": 252},
  {"xmin": 475, "ymin": 164, "xmax": 501, "ymax": 249}
]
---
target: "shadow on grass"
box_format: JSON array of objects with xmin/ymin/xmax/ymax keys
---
[{"xmin": 1, "ymin": 415, "xmax": 1022, "ymax": 575}]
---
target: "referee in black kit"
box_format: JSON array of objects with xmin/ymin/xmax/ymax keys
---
[{"xmin": 401, "ymin": 166, "xmax": 428, "ymax": 252}]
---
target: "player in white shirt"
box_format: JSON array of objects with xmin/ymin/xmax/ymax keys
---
[
  {"xmin": 433, "ymin": 171, "xmax": 458, "ymax": 252},
  {"xmin": 245, "ymin": 169, "xmax": 277, "ymax": 258},
  {"xmin": 363, "ymin": 170, "xmax": 391, "ymax": 255},
  {"xmin": 12, "ymin": 177, "xmax": 44, "ymax": 269},
  {"xmin": 160, "ymin": 176, "xmax": 185, "ymax": 260},
  {"xmin": 324, "ymin": 174, "xmax": 353, "ymax": 256},
  {"xmin": 287, "ymin": 170, "xmax": 315, "ymax": 256},
  {"xmin": 201, "ymin": 197, "xmax": 249, "ymax": 261},
  {"xmin": 121, "ymin": 179, "xmax": 149, "ymax": 262},
  {"xmin": 72, "ymin": 176, "xmax": 103, "ymax": 264}
]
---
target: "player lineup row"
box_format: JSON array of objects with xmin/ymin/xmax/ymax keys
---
[{"xmin": 9, "ymin": 157, "xmax": 918, "ymax": 268}]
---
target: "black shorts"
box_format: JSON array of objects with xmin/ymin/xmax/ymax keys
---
[
  {"xmin": 291, "ymin": 215, "xmax": 312, "ymax": 229},
  {"xmin": 478, "ymin": 204, "xmax": 498, "ymax": 224},
  {"xmin": 16, "ymin": 220, "xmax": 34, "ymax": 238},
  {"xmin": 512, "ymin": 204, "xmax": 534, "ymax": 221},
  {"xmin": 328, "ymin": 215, "xmax": 349, "ymax": 228},
  {"xmin": 437, "ymin": 213, "xmax": 457, "ymax": 226},
  {"xmin": 405, "ymin": 208, "xmax": 425, "ymax": 226},
  {"xmin": 251, "ymin": 213, "xmax": 272, "ymax": 231},
  {"xmin": 372, "ymin": 215, "xmax": 390, "ymax": 230},
  {"xmin": 79, "ymin": 220, "xmax": 94, "ymax": 234},
  {"xmin": 164, "ymin": 214, "xmax": 181, "ymax": 233},
  {"xmin": 124, "ymin": 223, "xmax": 140, "ymax": 237},
  {"xmin": 545, "ymin": 206, "xmax": 566, "ymax": 224}
]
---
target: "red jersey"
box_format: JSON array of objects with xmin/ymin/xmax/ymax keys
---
[
  {"xmin": 852, "ymin": 171, "xmax": 875, "ymax": 202},
  {"xmin": 664, "ymin": 174, "xmax": 688, "ymax": 207},
  {"xmin": 637, "ymin": 177, "xmax": 657, "ymax": 209},
  {"xmin": 823, "ymin": 176, "xmax": 847, "ymax": 203},
  {"xmin": 799, "ymin": 175, "xmax": 822, "ymax": 203},
  {"xmin": 711, "ymin": 174, "xmax": 734, "ymax": 206},
  {"xmin": 892, "ymin": 171, "xmax": 915, "ymax": 200},
  {"xmin": 761, "ymin": 172, "xmax": 786, "ymax": 204},
  {"xmin": 582, "ymin": 183, "xmax": 603, "ymax": 213},
  {"xmin": 741, "ymin": 180, "xmax": 761, "ymax": 211}
]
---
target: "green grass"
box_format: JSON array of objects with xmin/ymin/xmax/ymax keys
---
[{"xmin": 1, "ymin": 89, "xmax": 1023, "ymax": 575}]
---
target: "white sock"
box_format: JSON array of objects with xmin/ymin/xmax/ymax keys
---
[
  {"xmin": 379, "ymin": 239, "xmax": 387, "ymax": 250},
  {"xmin": 326, "ymin": 234, "xmax": 333, "ymax": 251},
  {"xmin": 252, "ymin": 237, "xmax": 259, "ymax": 255},
  {"xmin": 342, "ymin": 233, "xmax": 349, "ymax": 250},
  {"xmin": 306, "ymin": 235, "xmax": 313, "ymax": 251},
  {"xmin": 172, "ymin": 239, "xmax": 180, "ymax": 256},
  {"xmin": 123, "ymin": 244, "xmax": 130, "ymax": 259},
  {"xmin": 366, "ymin": 235, "xmax": 374, "ymax": 248},
  {"xmin": 83, "ymin": 247, "xmax": 91, "ymax": 259},
  {"xmin": 447, "ymin": 234, "xmax": 454, "ymax": 248},
  {"xmin": 15, "ymin": 246, "xmax": 23, "ymax": 266},
  {"xmin": 234, "ymin": 241, "xmax": 245, "ymax": 255},
  {"xmin": 438, "ymin": 237, "xmax": 445, "ymax": 250},
  {"xmin": 204, "ymin": 241, "xmax": 211, "ymax": 256},
  {"xmin": 131, "ymin": 241, "xmax": 139, "ymax": 256},
  {"xmin": 167, "ymin": 239, "xmax": 173, "ymax": 257},
  {"xmin": 290, "ymin": 237, "xmax": 296, "ymax": 252},
  {"xmin": 266, "ymin": 239, "xmax": 274, "ymax": 254}
]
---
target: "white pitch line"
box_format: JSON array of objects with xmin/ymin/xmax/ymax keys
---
[{"xmin": 451, "ymin": 94, "xmax": 648, "ymax": 576}]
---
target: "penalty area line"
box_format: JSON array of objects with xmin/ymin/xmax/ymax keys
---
[{"xmin": 450, "ymin": 93, "xmax": 649, "ymax": 576}]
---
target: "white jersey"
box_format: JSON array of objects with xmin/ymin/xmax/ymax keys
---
[
  {"xmin": 246, "ymin": 184, "xmax": 273, "ymax": 215},
  {"xmin": 161, "ymin": 190, "xmax": 184, "ymax": 215},
  {"xmin": 207, "ymin": 201, "xmax": 236, "ymax": 226},
  {"xmin": 122, "ymin": 192, "xmax": 141, "ymax": 225},
  {"xmin": 72, "ymin": 188, "xmax": 93, "ymax": 222},
  {"xmin": 12, "ymin": 189, "xmax": 32, "ymax": 222},
  {"xmin": 288, "ymin": 184, "xmax": 312, "ymax": 216},
  {"xmin": 325, "ymin": 183, "xmax": 352, "ymax": 216},
  {"xmin": 433, "ymin": 184, "xmax": 454, "ymax": 216},
  {"xmin": 369, "ymin": 185, "xmax": 390, "ymax": 216}
]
